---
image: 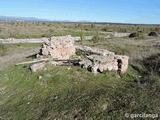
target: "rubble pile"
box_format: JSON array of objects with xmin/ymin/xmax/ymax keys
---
[
  {"xmin": 78, "ymin": 50, "xmax": 129, "ymax": 74},
  {"xmin": 29, "ymin": 35, "xmax": 129, "ymax": 74},
  {"xmin": 40, "ymin": 35, "xmax": 76, "ymax": 59}
]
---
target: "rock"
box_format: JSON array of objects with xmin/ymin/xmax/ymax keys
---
[
  {"xmin": 67, "ymin": 67, "xmax": 71, "ymax": 70},
  {"xmin": 30, "ymin": 62, "xmax": 46, "ymax": 72},
  {"xmin": 112, "ymin": 32, "xmax": 130, "ymax": 38},
  {"xmin": 79, "ymin": 54, "xmax": 129, "ymax": 74},
  {"xmin": 91, "ymin": 62, "xmax": 99, "ymax": 73},
  {"xmin": 38, "ymin": 76, "xmax": 42, "ymax": 80},
  {"xmin": 40, "ymin": 35, "xmax": 76, "ymax": 59},
  {"xmin": 101, "ymin": 104, "xmax": 108, "ymax": 111},
  {"xmin": 79, "ymin": 59, "xmax": 92, "ymax": 69},
  {"xmin": 33, "ymin": 35, "xmax": 129, "ymax": 74},
  {"xmin": 98, "ymin": 60, "xmax": 118, "ymax": 72},
  {"xmin": 0, "ymin": 87, "xmax": 6, "ymax": 94},
  {"xmin": 49, "ymin": 61, "xmax": 64, "ymax": 66},
  {"xmin": 115, "ymin": 55, "xmax": 129, "ymax": 74},
  {"xmin": 27, "ymin": 102, "xmax": 31, "ymax": 105},
  {"xmin": 91, "ymin": 55, "xmax": 118, "ymax": 73},
  {"xmin": 76, "ymin": 45, "xmax": 115, "ymax": 56}
]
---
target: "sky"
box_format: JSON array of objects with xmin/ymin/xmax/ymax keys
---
[{"xmin": 0, "ymin": 0, "xmax": 160, "ymax": 24}]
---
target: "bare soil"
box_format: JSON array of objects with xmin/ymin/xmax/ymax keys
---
[{"xmin": 0, "ymin": 47, "xmax": 40, "ymax": 70}]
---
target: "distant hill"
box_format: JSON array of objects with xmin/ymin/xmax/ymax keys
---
[
  {"xmin": 0, "ymin": 16, "xmax": 50, "ymax": 22},
  {"xmin": 0, "ymin": 16, "xmax": 159, "ymax": 25}
]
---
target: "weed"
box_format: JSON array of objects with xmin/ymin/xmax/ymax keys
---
[{"xmin": 0, "ymin": 44, "xmax": 7, "ymax": 56}]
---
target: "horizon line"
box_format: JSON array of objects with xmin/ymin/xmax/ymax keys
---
[{"xmin": 0, "ymin": 15, "xmax": 160, "ymax": 26}]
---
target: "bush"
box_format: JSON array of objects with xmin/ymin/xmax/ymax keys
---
[
  {"xmin": 91, "ymin": 24, "xmax": 96, "ymax": 29},
  {"xmin": 101, "ymin": 27, "xmax": 108, "ymax": 32},
  {"xmin": 92, "ymin": 35, "xmax": 100, "ymax": 43},
  {"xmin": 129, "ymin": 31, "xmax": 145, "ymax": 39},
  {"xmin": 143, "ymin": 53, "xmax": 160, "ymax": 75},
  {"xmin": 155, "ymin": 27, "xmax": 160, "ymax": 33},
  {"xmin": 148, "ymin": 32, "xmax": 158, "ymax": 37},
  {"xmin": 0, "ymin": 44, "xmax": 7, "ymax": 56},
  {"xmin": 129, "ymin": 32, "xmax": 137, "ymax": 38}
]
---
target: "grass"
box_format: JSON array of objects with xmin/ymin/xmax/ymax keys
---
[
  {"xmin": 0, "ymin": 59, "xmax": 159, "ymax": 119},
  {"xmin": 0, "ymin": 21, "xmax": 159, "ymax": 39},
  {"xmin": 88, "ymin": 42, "xmax": 146, "ymax": 57},
  {"xmin": 0, "ymin": 44, "xmax": 7, "ymax": 56},
  {"xmin": 0, "ymin": 63, "xmax": 138, "ymax": 119},
  {"xmin": 0, "ymin": 43, "xmax": 41, "ymax": 56},
  {"xmin": 0, "ymin": 23, "xmax": 160, "ymax": 119},
  {"xmin": 0, "ymin": 41, "xmax": 160, "ymax": 119}
]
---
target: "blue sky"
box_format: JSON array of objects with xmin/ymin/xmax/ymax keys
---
[{"xmin": 0, "ymin": 0, "xmax": 160, "ymax": 24}]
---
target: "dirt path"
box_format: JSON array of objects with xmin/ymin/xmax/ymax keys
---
[
  {"xmin": 0, "ymin": 36, "xmax": 93, "ymax": 44},
  {"xmin": 0, "ymin": 47, "xmax": 40, "ymax": 70}
]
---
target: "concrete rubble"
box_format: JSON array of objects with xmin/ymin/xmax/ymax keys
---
[{"xmin": 29, "ymin": 35, "xmax": 129, "ymax": 74}]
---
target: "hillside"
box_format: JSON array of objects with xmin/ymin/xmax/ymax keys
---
[{"xmin": 0, "ymin": 16, "xmax": 50, "ymax": 22}]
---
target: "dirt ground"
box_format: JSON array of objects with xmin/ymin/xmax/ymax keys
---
[{"xmin": 0, "ymin": 47, "xmax": 40, "ymax": 70}]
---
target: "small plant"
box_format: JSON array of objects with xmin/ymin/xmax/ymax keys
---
[
  {"xmin": 155, "ymin": 26, "xmax": 160, "ymax": 33},
  {"xmin": 101, "ymin": 27, "xmax": 108, "ymax": 32},
  {"xmin": 0, "ymin": 44, "xmax": 7, "ymax": 56},
  {"xmin": 78, "ymin": 24, "xmax": 84, "ymax": 42},
  {"xmin": 80, "ymin": 30, "xmax": 84, "ymax": 42},
  {"xmin": 91, "ymin": 24, "xmax": 96, "ymax": 29},
  {"xmin": 49, "ymin": 29, "xmax": 54, "ymax": 33},
  {"xmin": 129, "ymin": 31, "xmax": 145, "ymax": 39},
  {"xmin": 92, "ymin": 35, "xmax": 100, "ymax": 43},
  {"xmin": 92, "ymin": 27, "xmax": 101, "ymax": 43}
]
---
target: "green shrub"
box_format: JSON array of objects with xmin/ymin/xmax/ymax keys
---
[
  {"xmin": 92, "ymin": 35, "xmax": 100, "ymax": 43},
  {"xmin": 0, "ymin": 44, "xmax": 7, "ymax": 56},
  {"xmin": 101, "ymin": 27, "xmax": 108, "ymax": 32},
  {"xmin": 129, "ymin": 31, "xmax": 145, "ymax": 39},
  {"xmin": 148, "ymin": 31, "xmax": 159, "ymax": 37}
]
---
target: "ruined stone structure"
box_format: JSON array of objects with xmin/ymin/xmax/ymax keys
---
[
  {"xmin": 30, "ymin": 35, "xmax": 129, "ymax": 74},
  {"xmin": 77, "ymin": 47, "xmax": 129, "ymax": 74},
  {"xmin": 40, "ymin": 35, "xmax": 76, "ymax": 59}
]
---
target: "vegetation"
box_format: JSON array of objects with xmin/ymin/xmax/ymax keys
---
[
  {"xmin": 0, "ymin": 43, "xmax": 41, "ymax": 57},
  {"xmin": 0, "ymin": 21, "xmax": 159, "ymax": 39},
  {"xmin": 0, "ymin": 52, "xmax": 159, "ymax": 119},
  {"xmin": 148, "ymin": 31, "xmax": 159, "ymax": 37},
  {"xmin": 0, "ymin": 22, "xmax": 160, "ymax": 119},
  {"xmin": 0, "ymin": 44, "xmax": 7, "ymax": 56},
  {"xmin": 129, "ymin": 31, "xmax": 145, "ymax": 39}
]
